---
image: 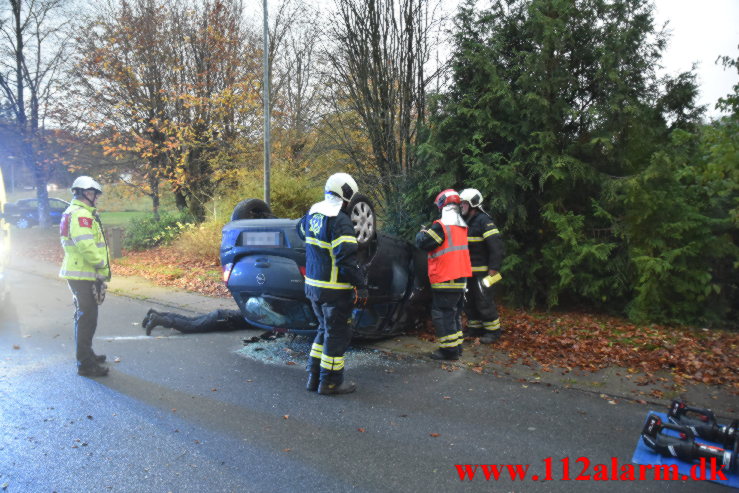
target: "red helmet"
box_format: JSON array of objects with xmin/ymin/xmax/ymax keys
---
[{"xmin": 434, "ymin": 189, "xmax": 460, "ymax": 210}]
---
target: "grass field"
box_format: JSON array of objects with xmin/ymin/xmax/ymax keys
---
[{"xmin": 99, "ymin": 211, "xmax": 156, "ymax": 228}]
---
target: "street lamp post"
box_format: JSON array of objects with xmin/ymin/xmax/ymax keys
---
[{"xmin": 263, "ymin": 0, "xmax": 271, "ymax": 207}]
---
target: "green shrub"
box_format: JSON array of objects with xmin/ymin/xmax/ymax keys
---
[
  {"xmin": 216, "ymin": 166, "xmax": 322, "ymax": 221},
  {"xmin": 123, "ymin": 211, "xmax": 195, "ymax": 250},
  {"xmin": 173, "ymin": 220, "xmax": 223, "ymax": 264}
]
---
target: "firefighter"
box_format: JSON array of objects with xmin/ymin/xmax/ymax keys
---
[
  {"xmin": 297, "ymin": 173, "xmax": 368, "ymax": 395},
  {"xmin": 460, "ymin": 188, "xmax": 505, "ymax": 343},
  {"xmin": 60, "ymin": 176, "xmax": 111, "ymax": 377},
  {"xmin": 415, "ymin": 189, "xmax": 472, "ymax": 361}
]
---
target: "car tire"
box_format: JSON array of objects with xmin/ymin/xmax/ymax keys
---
[
  {"xmin": 15, "ymin": 217, "xmax": 30, "ymax": 229},
  {"xmin": 231, "ymin": 199, "xmax": 276, "ymax": 221},
  {"xmin": 347, "ymin": 193, "xmax": 376, "ymax": 246}
]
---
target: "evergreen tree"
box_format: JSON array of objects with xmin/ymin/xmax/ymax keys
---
[{"xmin": 421, "ymin": 0, "xmax": 735, "ymax": 326}]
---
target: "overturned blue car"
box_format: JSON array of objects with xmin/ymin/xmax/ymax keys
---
[{"xmin": 220, "ymin": 197, "xmax": 430, "ymax": 339}]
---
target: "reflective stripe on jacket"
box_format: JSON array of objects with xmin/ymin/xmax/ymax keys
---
[
  {"xmin": 466, "ymin": 211, "xmax": 504, "ymax": 275},
  {"xmin": 297, "ymin": 209, "xmax": 363, "ymax": 302},
  {"xmin": 427, "ymin": 219, "xmax": 472, "ymax": 286},
  {"xmin": 59, "ymin": 199, "xmax": 110, "ymax": 281}
]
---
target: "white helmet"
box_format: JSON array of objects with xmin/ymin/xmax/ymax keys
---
[
  {"xmin": 325, "ymin": 172, "xmax": 358, "ymax": 202},
  {"xmin": 71, "ymin": 176, "xmax": 103, "ymax": 194},
  {"xmin": 460, "ymin": 188, "xmax": 483, "ymax": 209}
]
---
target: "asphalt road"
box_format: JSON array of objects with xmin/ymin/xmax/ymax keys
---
[{"xmin": 0, "ymin": 267, "xmax": 727, "ymax": 492}]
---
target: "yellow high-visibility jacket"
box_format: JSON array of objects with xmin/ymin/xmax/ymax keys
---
[{"xmin": 59, "ymin": 199, "xmax": 110, "ymax": 281}]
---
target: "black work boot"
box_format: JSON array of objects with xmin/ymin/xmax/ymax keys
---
[
  {"xmin": 306, "ymin": 373, "xmax": 320, "ymax": 392},
  {"xmin": 78, "ymin": 363, "xmax": 109, "ymax": 377},
  {"xmin": 93, "ymin": 353, "xmax": 107, "ymax": 363},
  {"xmin": 318, "ymin": 380, "xmax": 357, "ymax": 395},
  {"xmin": 480, "ymin": 331, "xmax": 501, "ymax": 344},
  {"xmin": 144, "ymin": 310, "xmax": 163, "ymax": 336},
  {"xmin": 429, "ymin": 349, "xmax": 459, "ymax": 361}
]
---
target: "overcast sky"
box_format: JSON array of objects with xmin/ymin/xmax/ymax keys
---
[{"xmin": 652, "ymin": 0, "xmax": 738, "ymax": 117}]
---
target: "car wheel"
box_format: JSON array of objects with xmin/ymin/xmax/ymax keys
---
[
  {"xmin": 231, "ymin": 199, "xmax": 276, "ymax": 221},
  {"xmin": 15, "ymin": 217, "xmax": 30, "ymax": 229},
  {"xmin": 347, "ymin": 194, "xmax": 376, "ymax": 246}
]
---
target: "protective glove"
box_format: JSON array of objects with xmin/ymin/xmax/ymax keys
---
[
  {"xmin": 93, "ymin": 280, "xmax": 107, "ymax": 305},
  {"xmin": 354, "ymin": 287, "xmax": 369, "ymax": 308}
]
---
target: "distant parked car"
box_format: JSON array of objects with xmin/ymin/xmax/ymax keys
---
[
  {"xmin": 220, "ymin": 197, "xmax": 431, "ymax": 340},
  {"xmin": 3, "ymin": 197, "xmax": 70, "ymax": 229}
]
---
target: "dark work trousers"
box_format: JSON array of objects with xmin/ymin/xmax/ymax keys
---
[
  {"xmin": 465, "ymin": 276, "xmax": 500, "ymax": 334},
  {"xmin": 431, "ymin": 289, "xmax": 464, "ymax": 355},
  {"xmin": 68, "ymin": 280, "xmax": 98, "ymax": 368},
  {"xmin": 155, "ymin": 309, "xmax": 246, "ymax": 333},
  {"xmin": 307, "ymin": 294, "xmax": 354, "ymax": 385}
]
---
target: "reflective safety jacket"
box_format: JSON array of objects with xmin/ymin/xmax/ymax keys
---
[
  {"xmin": 415, "ymin": 219, "xmax": 472, "ymax": 290},
  {"xmin": 297, "ymin": 209, "xmax": 365, "ymax": 302},
  {"xmin": 466, "ymin": 211, "xmax": 504, "ymax": 276},
  {"xmin": 59, "ymin": 199, "xmax": 110, "ymax": 281}
]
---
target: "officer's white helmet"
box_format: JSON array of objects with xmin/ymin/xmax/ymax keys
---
[
  {"xmin": 460, "ymin": 188, "xmax": 483, "ymax": 209},
  {"xmin": 325, "ymin": 173, "xmax": 358, "ymax": 202},
  {"xmin": 71, "ymin": 176, "xmax": 103, "ymax": 194}
]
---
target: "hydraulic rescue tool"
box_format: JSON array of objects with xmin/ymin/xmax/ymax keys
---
[
  {"xmin": 667, "ymin": 400, "xmax": 739, "ymax": 448},
  {"xmin": 641, "ymin": 414, "xmax": 738, "ymax": 473}
]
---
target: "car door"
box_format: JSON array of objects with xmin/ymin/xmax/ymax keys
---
[{"xmin": 48, "ymin": 199, "xmax": 69, "ymax": 223}]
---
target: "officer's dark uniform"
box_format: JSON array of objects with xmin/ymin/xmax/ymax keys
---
[
  {"xmin": 297, "ymin": 204, "xmax": 365, "ymax": 391},
  {"xmin": 465, "ymin": 211, "xmax": 504, "ymax": 340},
  {"xmin": 143, "ymin": 309, "xmax": 246, "ymax": 335},
  {"xmin": 415, "ymin": 218, "xmax": 471, "ymax": 359}
]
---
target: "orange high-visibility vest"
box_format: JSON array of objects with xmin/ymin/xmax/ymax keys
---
[{"xmin": 427, "ymin": 220, "xmax": 472, "ymax": 284}]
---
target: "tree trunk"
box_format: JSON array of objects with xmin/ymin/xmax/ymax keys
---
[
  {"xmin": 148, "ymin": 174, "xmax": 160, "ymax": 220},
  {"xmin": 174, "ymin": 189, "xmax": 187, "ymax": 212},
  {"xmin": 187, "ymin": 193, "xmax": 206, "ymax": 222},
  {"xmin": 21, "ymin": 139, "xmax": 50, "ymax": 228},
  {"xmin": 33, "ymin": 163, "xmax": 50, "ymax": 228}
]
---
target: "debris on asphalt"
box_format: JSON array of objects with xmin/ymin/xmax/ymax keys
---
[{"xmin": 236, "ymin": 336, "xmax": 416, "ymax": 370}]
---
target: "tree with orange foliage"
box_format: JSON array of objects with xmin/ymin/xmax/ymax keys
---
[{"xmin": 72, "ymin": 0, "xmax": 262, "ymax": 220}]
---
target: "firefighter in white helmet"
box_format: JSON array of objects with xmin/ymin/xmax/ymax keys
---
[
  {"xmin": 460, "ymin": 188, "xmax": 505, "ymax": 343},
  {"xmin": 60, "ymin": 176, "xmax": 111, "ymax": 377},
  {"xmin": 297, "ymin": 173, "xmax": 368, "ymax": 395}
]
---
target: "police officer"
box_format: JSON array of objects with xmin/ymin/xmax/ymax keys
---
[
  {"xmin": 415, "ymin": 189, "xmax": 472, "ymax": 360},
  {"xmin": 297, "ymin": 173, "xmax": 368, "ymax": 395},
  {"xmin": 460, "ymin": 188, "xmax": 505, "ymax": 343},
  {"xmin": 60, "ymin": 176, "xmax": 111, "ymax": 377}
]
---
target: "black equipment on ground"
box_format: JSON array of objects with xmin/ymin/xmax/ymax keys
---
[
  {"xmin": 668, "ymin": 400, "xmax": 739, "ymax": 448},
  {"xmin": 641, "ymin": 414, "xmax": 738, "ymax": 473}
]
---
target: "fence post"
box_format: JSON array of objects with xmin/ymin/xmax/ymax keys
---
[{"xmin": 106, "ymin": 227, "xmax": 123, "ymax": 259}]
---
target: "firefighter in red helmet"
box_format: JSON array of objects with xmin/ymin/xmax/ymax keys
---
[{"xmin": 415, "ymin": 189, "xmax": 472, "ymax": 360}]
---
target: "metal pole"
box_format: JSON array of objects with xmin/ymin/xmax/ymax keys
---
[{"xmin": 262, "ymin": 0, "xmax": 270, "ymax": 207}]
